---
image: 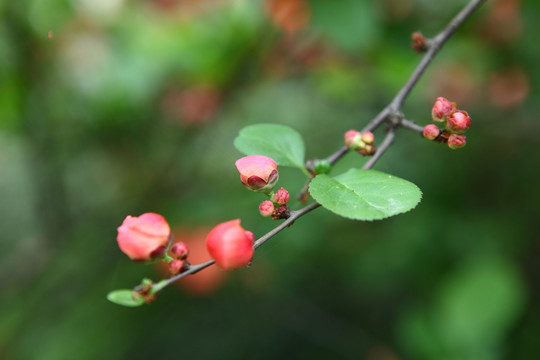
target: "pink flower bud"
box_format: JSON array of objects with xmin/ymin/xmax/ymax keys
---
[
  {"xmin": 445, "ymin": 110, "xmax": 471, "ymax": 134},
  {"xmin": 235, "ymin": 155, "xmax": 278, "ymax": 194},
  {"xmin": 447, "ymin": 134, "xmax": 467, "ymax": 149},
  {"xmin": 361, "ymin": 131, "xmax": 375, "ymax": 145},
  {"xmin": 344, "ymin": 130, "xmax": 363, "ymax": 149},
  {"xmin": 171, "ymin": 241, "xmax": 189, "ymax": 260},
  {"xmin": 432, "ymin": 97, "xmax": 457, "ymax": 122},
  {"xmin": 273, "ymin": 187, "xmax": 290, "ymax": 205},
  {"xmin": 423, "ymin": 124, "xmax": 440, "ymax": 140},
  {"xmin": 206, "ymin": 219, "xmax": 255, "ymax": 270},
  {"xmin": 117, "ymin": 213, "xmax": 171, "ymax": 262},
  {"xmin": 259, "ymin": 200, "xmax": 274, "ymax": 217},
  {"xmin": 168, "ymin": 259, "xmax": 185, "ymax": 275}
]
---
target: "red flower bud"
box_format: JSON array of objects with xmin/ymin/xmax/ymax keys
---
[
  {"xmin": 344, "ymin": 130, "xmax": 363, "ymax": 149},
  {"xmin": 273, "ymin": 187, "xmax": 290, "ymax": 205},
  {"xmin": 117, "ymin": 213, "xmax": 171, "ymax": 262},
  {"xmin": 171, "ymin": 241, "xmax": 189, "ymax": 260},
  {"xmin": 446, "ymin": 110, "xmax": 471, "ymax": 134},
  {"xmin": 447, "ymin": 134, "xmax": 467, "ymax": 149},
  {"xmin": 423, "ymin": 124, "xmax": 440, "ymax": 140},
  {"xmin": 432, "ymin": 97, "xmax": 457, "ymax": 122},
  {"xmin": 168, "ymin": 259, "xmax": 185, "ymax": 275},
  {"xmin": 259, "ymin": 200, "xmax": 274, "ymax": 217},
  {"xmin": 361, "ymin": 131, "xmax": 375, "ymax": 145},
  {"xmin": 235, "ymin": 155, "xmax": 278, "ymax": 194},
  {"xmin": 206, "ymin": 219, "xmax": 255, "ymax": 270}
]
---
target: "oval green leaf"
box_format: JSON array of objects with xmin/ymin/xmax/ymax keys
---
[
  {"xmin": 107, "ymin": 289, "xmax": 145, "ymax": 307},
  {"xmin": 309, "ymin": 169, "xmax": 422, "ymax": 220},
  {"xmin": 234, "ymin": 124, "xmax": 305, "ymax": 169}
]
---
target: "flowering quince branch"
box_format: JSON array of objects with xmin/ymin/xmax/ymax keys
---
[
  {"xmin": 325, "ymin": 0, "xmax": 485, "ymax": 168},
  {"xmin": 107, "ymin": 0, "xmax": 485, "ymax": 306}
]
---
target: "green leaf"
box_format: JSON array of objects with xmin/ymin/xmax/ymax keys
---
[
  {"xmin": 106, "ymin": 289, "xmax": 145, "ymax": 307},
  {"xmin": 234, "ymin": 124, "xmax": 306, "ymax": 169},
  {"xmin": 309, "ymin": 169, "xmax": 422, "ymax": 220}
]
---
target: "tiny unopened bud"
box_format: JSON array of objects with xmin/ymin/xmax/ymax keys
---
[
  {"xmin": 168, "ymin": 259, "xmax": 185, "ymax": 275},
  {"xmin": 423, "ymin": 124, "xmax": 440, "ymax": 140},
  {"xmin": 446, "ymin": 110, "xmax": 471, "ymax": 134},
  {"xmin": 357, "ymin": 144, "xmax": 376, "ymax": 156},
  {"xmin": 411, "ymin": 32, "xmax": 428, "ymax": 53},
  {"xmin": 259, "ymin": 200, "xmax": 274, "ymax": 217},
  {"xmin": 273, "ymin": 187, "xmax": 290, "ymax": 205},
  {"xmin": 171, "ymin": 241, "xmax": 189, "ymax": 260},
  {"xmin": 344, "ymin": 130, "xmax": 364, "ymax": 149},
  {"xmin": 432, "ymin": 97, "xmax": 457, "ymax": 122},
  {"xmin": 447, "ymin": 134, "xmax": 467, "ymax": 149},
  {"xmin": 133, "ymin": 278, "xmax": 156, "ymax": 303},
  {"xmin": 312, "ymin": 159, "xmax": 331, "ymax": 175},
  {"xmin": 361, "ymin": 131, "xmax": 375, "ymax": 145},
  {"xmin": 272, "ymin": 205, "xmax": 290, "ymax": 220}
]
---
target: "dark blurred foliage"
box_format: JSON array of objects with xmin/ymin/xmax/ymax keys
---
[{"xmin": 1, "ymin": 0, "xmax": 539, "ymax": 359}]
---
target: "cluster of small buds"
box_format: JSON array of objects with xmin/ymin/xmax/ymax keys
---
[
  {"xmin": 168, "ymin": 241, "xmax": 190, "ymax": 275},
  {"xmin": 259, "ymin": 187, "xmax": 291, "ymax": 219},
  {"xmin": 344, "ymin": 130, "xmax": 376, "ymax": 156},
  {"xmin": 424, "ymin": 97, "xmax": 471, "ymax": 150},
  {"xmin": 235, "ymin": 155, "xmax": 292, "ymax": 220}
]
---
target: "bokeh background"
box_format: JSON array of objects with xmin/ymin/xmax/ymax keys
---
[{"xmin": 1, "ymin": 0, "xmax": 539, "ymax": 359}]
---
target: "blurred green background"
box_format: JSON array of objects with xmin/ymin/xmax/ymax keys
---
[{"xmin": 1, "ymin": 0, "xmax": 539, "ymax": 359}]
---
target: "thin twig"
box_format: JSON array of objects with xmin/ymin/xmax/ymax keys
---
[
  {"xmin": 326, "ymin": 146, "xmax": 349, "ymax": 166},
  {"xmin": 390, "ymin": 0, "xmax": 486, "ymax": 110},
  {"xmin": 362, "ymin": 107, "xmax": 391, "ymax": 134},
  {"xmin": 362, "ymin": 129, "xmax": 396, "ymax": 170},
  {"xmin": 254, "ymin": 202, "xmax": 321, "ymax": 249},
  {"xmin": 400, "ymin": 119, "xmax": 424, "ymax": 134},
  {"xmin": 157, "ymin": 259, "xmax": 215, "ymax": 291}
]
